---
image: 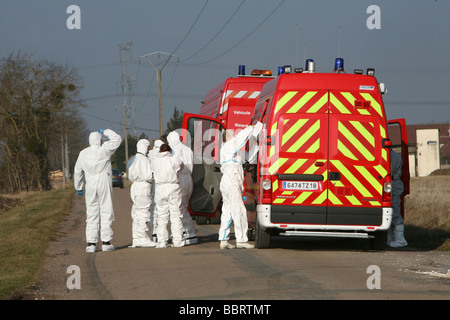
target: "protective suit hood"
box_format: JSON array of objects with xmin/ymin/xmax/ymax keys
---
[
  {"xmin": 137, "ymin": 139, "xmax": 150, "ymax": 154},
  {"xmin": 167, "ymin": 131, "xmax": 181, "ymax": 147},
  {"xmin": 153, "ymin": 139, "xmax": 163, "ymax": 151},
  {"xmin": 89, "ymin": 132, "xmax": 102, "ymax": 146}
]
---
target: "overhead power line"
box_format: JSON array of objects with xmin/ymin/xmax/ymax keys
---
[
  {"xmin": 186, "ymin": 0, "xmax": 286, "ymax": 65},
  {"xmin": 136, "ymin": 1, "xmax": 208, "ymax": 136},
  {"xmin": 83, "ymin": 91, "xmax": 202, "ymax": 102},
  {"xmin": 169, "ymin": 0, "xmax": 210, "ymax": 58},
  {"xmin": 181, "ymin": 0, "xmax": 246, "ymax": 63},
  {"xmin": 78, "ymin": 110, "xmax": 160, "ymax": 133}
]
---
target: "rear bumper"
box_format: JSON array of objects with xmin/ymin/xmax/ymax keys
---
[{"xmin": 257, "ymin": 204, "xmax": 392, "ymax": 233}]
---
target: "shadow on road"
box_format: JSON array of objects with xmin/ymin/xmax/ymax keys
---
[{"xmin": 264, "ymin": 236, "xmax": 435, "ymax": 253}]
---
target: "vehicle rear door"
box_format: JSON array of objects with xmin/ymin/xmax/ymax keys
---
[
  {"xmin": 270, "ymin": 89, "xmax": 330, "ymax": 224},
  {"xmin": 388, "ymin": 118, "xmax": 410, "ymax": 218},
  {"xmin": 327, "ymin": 90, "xmax": 387, "ymax": 225},
  {"xmin": 181, "ymin": 113, "xmax": 226, "ymax": 217}
]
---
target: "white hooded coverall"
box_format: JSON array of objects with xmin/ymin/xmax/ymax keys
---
[
  {"xmin": 147, "ymin": 139, "xmax": 164, "ymax": 237},
  {"xmin": 167, "ymin": 131, "xmax": 197, "ymax": 241},
  {"xmin": 128, "ymin": 139, "xmax": 154, "ymax": 246},
  {"xmin": 218, "ymin": 122, "xmax": 262, "ymax": 244},
  {"xmin": 151, "ymin": 150, "xmax": 185, "ymax": 247},
  {"xmin": 74, "ymin": 129, "xmax": 122, "ymax": 244}
]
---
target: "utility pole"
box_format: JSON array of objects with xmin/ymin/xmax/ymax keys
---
[
  {"xmin": 140, "ymin": 51, "xmax": 178, "ymax": 137},
  {"xmin": 118, "ymin": 42, "xmax": 135, "ymax": 172}
]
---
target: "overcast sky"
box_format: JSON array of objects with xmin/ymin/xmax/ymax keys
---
[{"xmin": 1, "ymin": 0, "xmax": 449, "ymax": 140}]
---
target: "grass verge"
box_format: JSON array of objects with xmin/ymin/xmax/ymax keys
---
[
  {"xmin": 0, "ymin": 188, "xmax": 74, "ymax": 300},
  {"xmin": 404, "ymin": 175, "xmax": 450, "ymax": 251}
]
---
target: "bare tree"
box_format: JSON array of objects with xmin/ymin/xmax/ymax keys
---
[{"xmin": 0, "ymin": 51, "xmax": 87, "ymax": 192}]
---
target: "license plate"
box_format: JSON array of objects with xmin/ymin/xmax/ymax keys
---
[{"xmin": 282, "ymin": 181, "xmax": 319, "ymax": 190}]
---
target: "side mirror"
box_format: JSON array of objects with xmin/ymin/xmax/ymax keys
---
[{"xmin": 379, "ymin": 83, "xmax": 387, "ymax": 94}]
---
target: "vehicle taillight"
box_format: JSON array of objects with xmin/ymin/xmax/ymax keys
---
[
  {"xmin": 261, "ymin": 175, "xmax": 272, "ymax": 204},
  {"xmin": 382, "ymin": 175, "xmax": 392, "ymax": 205}
]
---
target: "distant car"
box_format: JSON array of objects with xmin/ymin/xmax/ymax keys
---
[{"xmin": 112, "ymin": 169, "xmax": 124, "ymax": 188}]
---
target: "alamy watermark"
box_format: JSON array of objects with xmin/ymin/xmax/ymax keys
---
[
  {"xmin": 366, "ymin": 265, "xmax": 381, "ymax": 289},
  {"xmin": 65, "ymin": 263, "xmax": 381, "ymax": 292},
  {"xmin": 174, "ymin": 123, "xmax": 270, "ymax": 166},
  {"xmin": 66, "ymin": 5, "xmax": 81, "ymax": 30},
  {"xmin": 66, "ymin": 265, "xmax": 81, "ymax": 289},
  {"xmin": 66, "ymin": 5, "xmax": 380, "ymax": 31},
  {"xmin": 366, "ymin": 5, "xmax": 381, "ymax": 30}
]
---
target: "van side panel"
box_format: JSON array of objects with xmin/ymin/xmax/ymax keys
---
[
  {"xmin": 221, "ymin": 80, "xmax": 269, "ymax": 130},
  {"xmin": 200, "ymin": 81, "xmax": 225, "ymax": 118},
  {"xmin": 201, "ymin": 77, "xmax": 272, "ymax": 130}
]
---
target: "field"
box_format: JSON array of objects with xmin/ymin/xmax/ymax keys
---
[{"xmin": 404, "ymin": 175, "xmax": 450, "ymax": 251}]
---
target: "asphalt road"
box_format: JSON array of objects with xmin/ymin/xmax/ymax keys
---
[{"xmin": 23, "ymin": 186, "xmax": 449, "ymax": 302}]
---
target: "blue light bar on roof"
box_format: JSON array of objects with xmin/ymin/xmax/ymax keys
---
[
  {"xmin": 334, "ymin": 58, "xmax": 344, "ymax": 72},
  {"xmin": 278, "ymin": 66, "xmax": 284, "ymax": 75},
  {"xmin": 238, "ymin": 65, "xmax": 245, "ymax": 75}
]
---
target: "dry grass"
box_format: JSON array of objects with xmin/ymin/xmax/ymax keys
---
[
  {"xmin": 0, "ymin": 188, "xmax": 74, "ymax": 299},
  {"xmin": 404, "ymin": 175, "xmax": 450, "ymax": 251}
]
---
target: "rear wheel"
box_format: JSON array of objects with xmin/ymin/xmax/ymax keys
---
[
  {"xmin": 247, "ymin": 228, "xmax": 254, "ymax": 241},
  {"xmin": 369, "ymin": 231, "xmax": 387, "ymax": 250},
  {"xmin": 255, "ymin": 220, "xmax": 271, "ymax": 249},
  {"xmin": 196, "ymin": 216, "xmax": 208, "ymax": 225},
  {"xmin": 209, "ymin": 211, "xmax": 221, "ymax": 224}
]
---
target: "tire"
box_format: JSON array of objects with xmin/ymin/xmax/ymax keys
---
[
  {"xmin": 247, "ymin": 228, "xmax": 254, "ymax": 241},
  {"xmin": 369, "ymin": 231, "xmax": 387, "ymax": 251},
  {"xmin": 196, "ymin": 216, "xmax": 208, "ymax": 225},
  {"xmin": 209, "ymin": 211, "xmax": 221, "ymax": 224},
  {"xmin": 255, "ymin": 220, "xmax": 271, "ymax": 249}
]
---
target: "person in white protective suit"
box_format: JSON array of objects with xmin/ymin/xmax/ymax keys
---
[
  {"xmin": 388, "ymin": 149, "xmax": 408, "ymax": 247},
  {"xmin": 148, "ymin": 139, "xmax": 164, "ymax": 241},
  {"xmin": 167, "ymin": 131, "xmax": 198, "ymax": 245},
  {"xmin": 74, "ymin": 129, "xmax": 122, "ymax": 253},
  {"xmin": 127, "ymin": 139, "xmax": 157, "ymax": 248},
  {"xmin": 148, "ymin": 139, "xmax": 163, "ymax": 161},
  {"xmin": 218, "ymin": 122, "xmax": 263, "ymax": 249},
  {"xmin": 147, "ymin": 139, "xmax": 164, "ymax": 241},
  {"xmin": 150, "ymin": 143, "xmax": 185, "ymax": 248}
]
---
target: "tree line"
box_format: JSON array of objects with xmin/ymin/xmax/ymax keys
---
[{"xmin": 0, "ymin": 51, "xmax": 88, "ymax": 193}]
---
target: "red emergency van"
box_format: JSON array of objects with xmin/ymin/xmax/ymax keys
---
[
  {"xmin": 199, "ymin": 66, "xmax": 274, "ymax": 129},
  {"xmin": 183, "ymin": 59, "xmax": 409, "ymax": 250},
  {"xmin": 183, "ymin": 66, "xmax": 273, "ymax": 223}
]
